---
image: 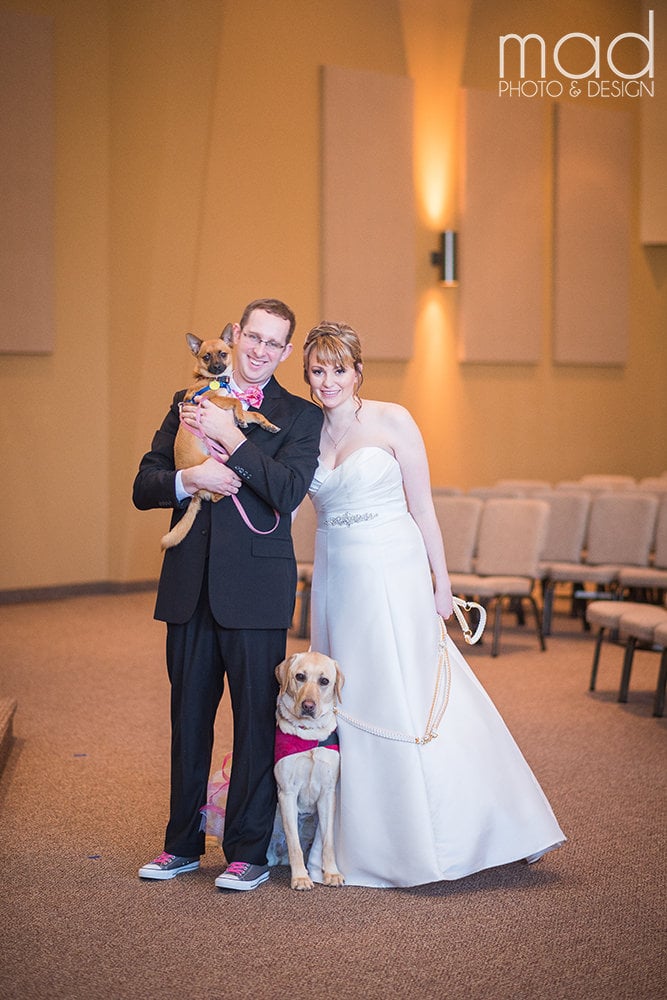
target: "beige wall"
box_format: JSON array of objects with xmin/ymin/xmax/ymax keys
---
[
  {"xmin": 0, "ymin": 0, "xmax": 111, "ymax": 591},
  {"xmin": 0, "ymin": 0, "xmax": 665, "ymax": 592}
]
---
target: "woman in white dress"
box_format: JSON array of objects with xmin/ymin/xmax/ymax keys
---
[{"xmin": 302, "ymin": 321, "xmax": 565, "ymax": 889}]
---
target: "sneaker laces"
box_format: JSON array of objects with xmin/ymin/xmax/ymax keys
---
[
  {"xmin": 152, "ymin": 852, "xmax": 176, "ymax": 865},
  {"xmin": 225, "ymin": 861, "xmax": 250, "ymax": 876}
]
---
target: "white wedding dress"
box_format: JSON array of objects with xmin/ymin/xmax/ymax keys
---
[{"xmin": 305, "ymin": 446, "xmax": 565, "ymax": 889}]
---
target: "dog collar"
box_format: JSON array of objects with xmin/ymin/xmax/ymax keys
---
[
  {"xmin": 274, "ymin": 727, "xmax": 340, "ymax": 763},
  {"xmin": 190, "ymin": 376, "xmax": 230, "ymax": 401}
]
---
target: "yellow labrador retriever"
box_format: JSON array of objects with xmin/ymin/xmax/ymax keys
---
[{"xmin": 274, "ymin": 651, "xmax": 345, "ymax": 890}]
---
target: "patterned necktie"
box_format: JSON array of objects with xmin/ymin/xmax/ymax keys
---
[{"xmin": 232, "ymin": 385, "xmax": 264, "ymax": 408}]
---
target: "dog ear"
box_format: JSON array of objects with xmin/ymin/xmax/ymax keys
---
[
  {"xmin": 334, "ymin": 662, "xmax": 345, "ymax": 703},
  {"xmin": 185, "ymin": 332, "xmax": 203, "ymax": 356},
  {"xmin": 221, "ymin": 323, "xmax": 235, "ymax": 347},
  {"xmin": 275, "ymin": 653, "xmax": 300, "ymax": 696}
]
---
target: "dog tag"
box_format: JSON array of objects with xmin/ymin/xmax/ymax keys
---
[{"xmin": 209, "ymin": 380, "xmax": 221, "ymax": 390}]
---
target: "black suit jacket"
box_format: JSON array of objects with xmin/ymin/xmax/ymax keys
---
[{"xmin": 133, "ymin": 376, "xmax": 323, "ymax": 628}]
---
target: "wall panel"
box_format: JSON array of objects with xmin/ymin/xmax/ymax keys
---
[
  {"xmin": 459, "ymin": 88, "xmax": 546, "ymax": 364},
  {"xmin": 321, "ymin": 65, "xmax": 415, "ymax": 360},
  {"xmin": 553, "ymin": 105, "xmax": 631, "ymax": 366},
  {"xmin": 640, "ymin": 2, "xmax": 666, "ymax": 244},
  {"xmin": 0, "ymin": 10, "xmax": 54, "ymax": 354}
]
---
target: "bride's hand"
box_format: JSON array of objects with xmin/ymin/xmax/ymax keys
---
[{"xmin": 435, "ymin": 584, "xmax": 454, "ymax": 620}]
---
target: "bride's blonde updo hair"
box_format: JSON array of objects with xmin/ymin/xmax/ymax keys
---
[{"xmin": 303, "ymin": 322, "xmax": 364, "ymax": 404}]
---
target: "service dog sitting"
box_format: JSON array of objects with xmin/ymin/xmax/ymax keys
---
[
  {"xmin": 160, "ymin": 326, "xmax": 280, "ymax": 550},
  {"xmin": 274, "ymin": 651, "xmax": 345, "ymax": 890}
]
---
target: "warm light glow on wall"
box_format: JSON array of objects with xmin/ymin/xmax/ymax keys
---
[
  {"xmin": 419, "ymin": 135, "xmax": 450, "ymax": 226},
  {"xmin": 420, "ymin": 292, "xmax": 449, "ymax": 351},
  {"xmin": 402, "ymin": 291, "xmax": 452, "ymax": 467},
  {"xmin": 409, "ymin": 291, "xmax": 450, "ymax": 394},
  {"xmin": 399, "ymin": 2, "xmax": 469, "ymax": 231}
]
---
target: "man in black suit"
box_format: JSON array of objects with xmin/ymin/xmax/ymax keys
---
[{"xmin": 133, "ymin": 298, "xmax": 323, "ymax": 891}]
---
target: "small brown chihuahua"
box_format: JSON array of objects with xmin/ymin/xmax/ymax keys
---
[{"xmin": 160, "ymin": 325, "xmax": 280, "ymax": 550}]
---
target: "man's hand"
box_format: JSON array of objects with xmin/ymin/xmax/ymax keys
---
[
  {"xmin": 181, "ymin": 398, "xmax": 246, "ymax": 454},
  {"xmin": 181, "ymin": 459, "xmax": 242, "ymax": 497}
]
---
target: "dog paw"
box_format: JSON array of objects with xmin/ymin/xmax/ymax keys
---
[
  {"xmin": 323, "ymin": 872, "xmax": 345, "ymax": 887},
  {"xmin": 291, "ymin": 875, "xmax": 314, "ymax": 891}
]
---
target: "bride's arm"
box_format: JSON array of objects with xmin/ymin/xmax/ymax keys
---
[{"xmin": 386, "ymin": 404, "xmax": 454, "ymax": 619}]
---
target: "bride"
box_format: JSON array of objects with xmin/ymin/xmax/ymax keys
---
[{"xmin": 301, "ymin": 321, "xmax": 565, "ymax": 889}]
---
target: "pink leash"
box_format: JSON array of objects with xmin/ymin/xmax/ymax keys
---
[{"xmin": 180, "ymin": 404, "xmax": 280, "ymax": 536}]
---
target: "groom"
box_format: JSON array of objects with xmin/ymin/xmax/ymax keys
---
[{"xmin": 133, "ymin": 298, "xmax": 323, "ymax": 890}]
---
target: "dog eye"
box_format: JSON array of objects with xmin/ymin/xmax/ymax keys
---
[
  {"xmin": 202, "ymin": 353, "xmax": 212, "ymax": 363},
  {"xmin": 318, "ymin": 677, "xmax": 330, "ymax": 686},
  {"xmin": 295, "ymin": 672, "xmax": 306, "ymax": 682}
]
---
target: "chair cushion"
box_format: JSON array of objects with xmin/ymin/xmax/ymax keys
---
[
  {"xmin": 653, "ymin": 621, "xmax": 667, "ymax": 646},
  {"xmin": 451, "ymin": 574, "xmax": 534, "ymax": 598},
  {"xmin": 547, "ymin": 561, "xmax": 619, "ymax": 584},
  {"xmin": 619, "ymin": 606, "xmax": 667, "ymax": 643},
  {"xmin": 586, "ymin": 599, "xmax": 642, "ymax": 629},
  {"xmin": 618, "ymin": 566, "xmax": 667, "ymax": 588}
]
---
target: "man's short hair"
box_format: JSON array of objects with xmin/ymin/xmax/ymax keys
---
[{"xmin": 239, "ymin": 299, "xmax": 296, "ymax": 343}]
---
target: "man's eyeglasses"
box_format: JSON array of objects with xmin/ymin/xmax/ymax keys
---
[{"xmin": 241, "ymin": 331, "xmax": 287, "ymax": 355}]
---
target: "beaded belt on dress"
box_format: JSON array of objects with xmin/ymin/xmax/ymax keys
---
[{"xmin": 323, "ymin": 511, "xmax": 379, "ymax": 528}]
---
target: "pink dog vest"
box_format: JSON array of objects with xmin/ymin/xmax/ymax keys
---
[{"xmin": 274, "ymin": 727, "xmax": 340, "ymax": 763}]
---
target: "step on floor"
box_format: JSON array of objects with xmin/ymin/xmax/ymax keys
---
[{"xmin": 0, "ymin": 697, "xmax": 18, "ymax": 774}]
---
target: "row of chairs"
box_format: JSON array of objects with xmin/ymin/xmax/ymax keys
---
[
  {"xmin": 433, "ymin": 491, "xmax": 667, "ymax": 655},
  {"xmin": 538, "ymin": 492, "xmax": 666, "ymax": 634}
]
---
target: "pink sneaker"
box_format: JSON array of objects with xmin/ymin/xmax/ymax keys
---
[
  {"xmin": 214, "ymin": 861, "xmax": 270, "ymax": 891},
  {"xmin": 138, "ymin": 852, "xmax": 200, "ymax": 880}
]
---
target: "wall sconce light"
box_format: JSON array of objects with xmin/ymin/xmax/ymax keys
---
[{"xmin": 430, "ymin": 230, "xmax": 458, "ymax": 286}]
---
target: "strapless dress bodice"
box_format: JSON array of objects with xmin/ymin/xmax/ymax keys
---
[{"xmin": 309, "ymin": 446, "xmax": 407, "ymax": 528}]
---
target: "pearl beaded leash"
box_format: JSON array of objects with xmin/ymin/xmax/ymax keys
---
[
  {"xmin": 451, "ymin": 595, "xmax": 487, "ymax": 646},
  {"xmin": 333, "ymin": 598, "xmax": 486, "ymax": 745}
]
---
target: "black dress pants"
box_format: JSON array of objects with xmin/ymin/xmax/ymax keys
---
[{"xmin": 164, "ymin": 579, "xmax": 284, "ymax": 863}]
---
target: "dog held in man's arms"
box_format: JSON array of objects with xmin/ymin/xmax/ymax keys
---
[
  {"xmin": 274, "ymin": 651, "xmax": 345, "ymax": 890},
  {"xmin": 160, "ymin": 325, "xmax": 280, "ymax": 550}
]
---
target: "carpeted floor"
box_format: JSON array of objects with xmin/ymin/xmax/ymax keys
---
[{"xmin": 0, "ymin": 592, "xmax": 665, "ymax": 1000}]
